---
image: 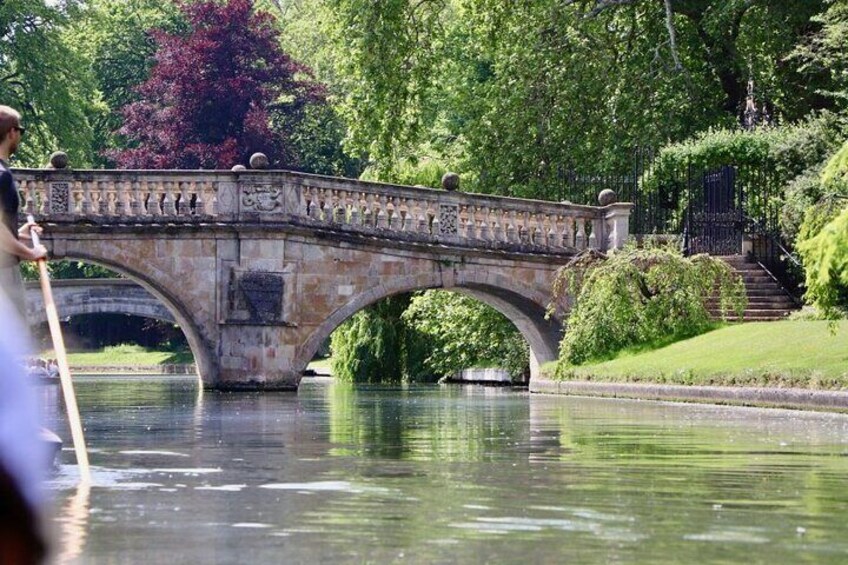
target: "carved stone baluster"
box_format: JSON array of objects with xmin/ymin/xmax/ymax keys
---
[
  {"xmin": 178, "ymin": 181, "xmax": 190, "ymax": 215},
  {"xmin": 417, "ymin": 201, "xmax": 429, "ymax": 234},
  {"xmin": 476, "ymin": 207, "xmax": 489, "ymax": 241},
  {"xmin": 303, "ymin": 186, "xmax": 316, "ymax": 219},
  {"xmin": 528, "ymin": 213, "xmax": 539, "ymax": 246},
  {"xmin": 575, "ymin": 217, "xmax": 586, "ymax": 249},
  {"xmin": 80, "ymin": 180, "xmax": 93, "ymax": 215},
  {"xmin": 386, "ymin": 196, "xmax": 397, "ymax": 230},
  {"xmin": 95, "ymin": 181, "xmax": 107, "ymax": 215},
  {"xmin": 376, "ymin": 194, "xmax": 389, "ymax": 229},
  {"xmin": 361, "ymin": 192, "xmax": 373, "ymax": 227},
  {"xmin": 559, "ymin": 215, "xmax": 573, "ymax": 248},
  {"xmin": 464, "ymin": 205, "xmax": 476, "ymax": 239},
  {"xmin": 490, "ymin": 209, "xmax": 503, "ymax": 242},
  {"xmin": 334, "ymin": 190, "xmax": 346, "ymax": 223},
  {"xmin": 130, "ymin": 180, "xmax": 143, "ymax": 217},
  {"xmin": 525, "ymin": 212, "xmax": 535, "ymax": 245},
  {"xmin": 70, "ymin": 181, "xmax": 82, "ymax": 215},
  {"xmin": 504, "ymin": 210, "xmax": 517, "ymax": 243},
  {"xmin": 400, "ymin": 198, "xmax": 411, "ymax": 231},
  {"xmin": 588, "ymin": 217, "xmax": 599, "ymax": 249},
  {"xmin": 348, "ymin": 191, "xmax": 361, "ymax": 226},
  {"xmin": 206, "ymin": 182, "xmax": 218, "ymax": 216},
  {"xmin": 162, "ymin": 181, "xmax": 176, "ymax": 216},
  {"xmin": 547, "ymin": 215, "xmax": 560, "ymax": 247},
  {"xmin": 193, "ymin": 181, "xmax": 205, "ymax": 216},
  {"xmin": 150, "ymin": 181, "xmax": 164, "ymax": 216},
  {"xmin": 430, "ymin": 205, "xmax": 440, "ymax": 235},
  {"xmin": 114, "ymin": 180, "xmax": 127, "ymax": 216}
]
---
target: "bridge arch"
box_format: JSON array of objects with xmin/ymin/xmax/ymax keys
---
[
  {"xmin": 43, "ymin": 253, "xmax": 212, "ymax": 382},
  {"xmin": 297, "ymin": 270, "xmax": 563, "ymax": 381},
  {"xmin": 27, "ymin": 281, "xmax": 176, "ymax": 327}
]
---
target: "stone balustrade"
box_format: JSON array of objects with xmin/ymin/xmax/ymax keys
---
[{"xmin": 14, "ymin": 168, "xmax": 631, "ymax": 252}]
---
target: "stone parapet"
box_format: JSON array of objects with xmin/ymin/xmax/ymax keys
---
[{"xmin": 15, "ymin": 167, "xmax": 632, "ymax": 253}]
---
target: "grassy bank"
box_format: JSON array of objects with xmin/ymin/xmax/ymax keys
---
[
  {"xmin": 545, "ymin": 321, "xmax": 848, "ymax": 389},
  {"xmin": 44, "ymin": 344, "xmax": 194, "ymax": 367}
]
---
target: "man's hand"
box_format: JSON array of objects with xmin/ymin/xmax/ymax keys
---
[
  {"xmin": 24, "ymin": 244, "xmax": 47, "ymax": 262},
  {"xmin": 18, "ymin": 221, "xmax": 43, "ymax": 241}
]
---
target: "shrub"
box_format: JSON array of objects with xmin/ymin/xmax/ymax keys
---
[
  {"xmin": 552, "ymin": 245, "xmax": 746, "ymax": 366},
  {"xmin": 798, "ymin": 205, "xmax": 848, "ymax": 318}
]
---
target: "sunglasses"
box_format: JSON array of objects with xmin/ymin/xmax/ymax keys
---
[{"xmin": 13, "ymin": 125, "xmax": 25, "ymax": 135}]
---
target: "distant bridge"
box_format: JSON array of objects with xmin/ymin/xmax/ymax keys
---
[
  {"xmin": 15, "ymin": 164, "xmax": 631, "ymax": 390},
  {"xmin": 25, "ymin": 278, "xmax": 174, "ymax": 326}
]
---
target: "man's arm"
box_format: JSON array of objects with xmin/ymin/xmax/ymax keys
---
[
  {"xmin": 0, "ymin": 172, "xmax": 45, "ymax": 261},
  {"xmin": 0, "ymin": 224, "xmax": 45, "ymax": 261}
]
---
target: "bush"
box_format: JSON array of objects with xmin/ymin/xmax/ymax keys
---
[
  {"xmin": 552, "ymin": 245, "xmax": 746, "ymax": 366},
  {"xmin": 798, "ymin": 205, "xmax": 848, "ymax": 318}
]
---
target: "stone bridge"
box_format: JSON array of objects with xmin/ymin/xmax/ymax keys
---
[
  {"xmin": 25, "ymin": 278, "xmax": 174, "ymax": 326},
  {"xmin": 15, "ymin": 165, "xmax": 631, "ymax": 390}
]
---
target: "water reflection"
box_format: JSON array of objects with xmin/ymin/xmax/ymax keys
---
[{"xmin": 43, "ymin": 377, "xmax": 848, "ymax": 564}]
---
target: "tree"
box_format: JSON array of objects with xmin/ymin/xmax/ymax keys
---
[
  {"xmin": 66, "ymin": 0, "xmax": 183, "ymax": 166},
  {"xmin": 0, "ymin": 0, "xmax": 98, "ymax": 165},
  {"xmin": 402, "ymin": 291, "xmax": 529, "ymax": 379},
  {"xmin": 110, "ymin": 0, "xmax": 326, "ymax": 169},
  {"xmin": 330, "ymin": 294, "xmax": 430, "ymax": 383}
]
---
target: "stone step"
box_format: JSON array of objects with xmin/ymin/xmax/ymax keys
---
[{"xmin": 715, "ymin": 255, "xmax": 800, "ymax": 322}]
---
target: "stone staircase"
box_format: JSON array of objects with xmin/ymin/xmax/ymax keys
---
[{"xmin": 710, "ymin": 255, "xmax": 800, "ymax": 322}]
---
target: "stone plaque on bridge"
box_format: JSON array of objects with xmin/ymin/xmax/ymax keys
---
[
  {"xmin": 227, "ymin": 269, "xmax": 287, "ymax": 325},
  {"xmin": 241, "ymin": 184, "xmax": 283, "ymax": 213},
  {"xmin": 438, "ymin": 204, "xmax": 459, "ymax": 235},
  {"xmin": 49, "ymin": 182, "xmax": 71, "ymax": 214}
]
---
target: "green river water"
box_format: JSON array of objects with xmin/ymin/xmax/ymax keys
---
[{"xmin": 42, "ymin": 376, "xmax": 848, "ymax": 564}]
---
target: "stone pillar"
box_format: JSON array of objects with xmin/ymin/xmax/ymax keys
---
[{"xmin": 603, "ymin": 203, "xmax": 633, "ymax": 251}]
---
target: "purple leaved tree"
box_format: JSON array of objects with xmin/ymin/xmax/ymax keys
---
[{"xmin": 110, "ymin": 0, "xmax": 325, "ymax": 169}]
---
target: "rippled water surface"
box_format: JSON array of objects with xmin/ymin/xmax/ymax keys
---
[{"xmin": 42, "ymin": 377, "xmax": 848, "ymax": 564}]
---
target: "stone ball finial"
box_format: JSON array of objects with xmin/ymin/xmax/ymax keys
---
[
  {"xmin": 598, "ymin": 189, "xmax": 618, "ymax": 206},
  {"xmin": 232, "ymin": 164, "xmax": 247, "ymax": 172},
  {"xmin": 249, "ymin": 152, "xmax": 269, "ymax": 170},
  {"xmin": 49, "ymin": 151, "xmax": 69, "ymax": 170},
  {"xmin": 441, "ymin": 172, "xmax": 460, "ymax": 191}
]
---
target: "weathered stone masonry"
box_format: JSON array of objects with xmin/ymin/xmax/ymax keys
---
[{"xmin": 16, "ymin": 166, "xmax": 631, "ymax": 390}]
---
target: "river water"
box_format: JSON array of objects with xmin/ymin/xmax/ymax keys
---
[{"xmin": 42, "ymin": 376, "xmax": 848, "ymax": 564}]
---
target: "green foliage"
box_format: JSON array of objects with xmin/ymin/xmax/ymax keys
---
[
  {"xmin": 0, "ymin": 0, "xmax": 98, "ymax": 166},
  {"xmin": 330, "ymin": 294, "xmax": 430, "ymax": 383},
  {"xmin": 402, "ymin": 291, "xmax": 528, "ymax": 379},
  {"xmin": 20, "ymin": 260, "xmax": 118, "ymax": 282},
  {"xmin": 360, "ymin": 158, "xmax": 449, "ymax": 188},
  {"xmin": 321, "ymin": 0, "xmax": 831, "ymax": 195},
  {"xmin": 553, "ymin": 245, "xmax": 746, "ymax": 366},
  {"xmin": 645, "ymin": 113, "xmax": 846, "ymax": 237},
  {"xmin": 822, "ymin": 139, "xmax": 848, "ymax": 189},
  {"xmin": 799, "ymin": 204, "xmax": 848, "ymax": 318},
  {"xmin": 790, "ymin": 0, "xmax": 848, "ymax": 111},
  {"xmin": 66, "ymin": 0, "xmax": 183, "ymax": 166},
  {"xmin": 330, "ymin": 290, "xmax": 530, "ymax": 382}
]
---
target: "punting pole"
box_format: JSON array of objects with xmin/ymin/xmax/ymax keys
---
[{"xmin": 27, "ymin": 215, "xmax": 90, "ymax": 482}]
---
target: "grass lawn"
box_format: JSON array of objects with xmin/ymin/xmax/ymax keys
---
[
  {"xmin": 546, "ymin": 321, "xmax": 848, "ymax": 389},
  {"xmin": 307, "ymin": 357, "xmax": 333, "ymax": 374},
  {"xmin": 45, "ymin": 344, "xmax": 195, "ymax": 367}
]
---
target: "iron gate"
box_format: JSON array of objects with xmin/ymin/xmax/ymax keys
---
[{"xmin": 685, "ymin": 166, "xmax": 744, "ymax": 255}]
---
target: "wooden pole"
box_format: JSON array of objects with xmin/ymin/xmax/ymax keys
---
[{"xmin": 28, "ymin": 216, "xmax": 90, "ymax": 481}]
